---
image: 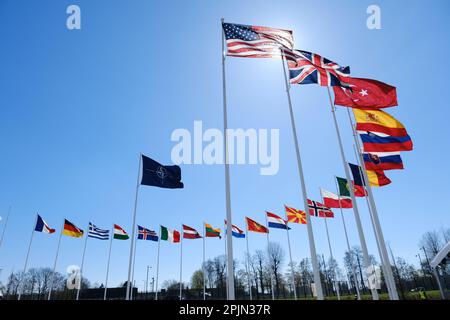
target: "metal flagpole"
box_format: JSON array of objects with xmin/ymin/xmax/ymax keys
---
[
  {"xmin": 104, "ymin": 226, "xmax": 113, "ymax": 300},
  {"xmin": 155, "ymin": 226, "xmax": 161, "ymax": 300},
  {"xmin": 221, "ymin": 18, "xmax": 235, "ymax": 300},
  {"xmin": 284, "ymin": 211, "xmax": 297, "ymax": 300},
  {"xmin": 126, "ymin": 154, "xmax": 142, "ymax": 300},
  {"xmin": 130, "ymin": 229, "xmax": 138, "ymax": 300},
  {"xmin": 334, "ymin": 176, "xmax": 361, "ymax": 300},
  {"xmin": 224, "ymin": 220, "xmax": 229, "ymax": 300},
  {"xmin": 0, "ymin": 206, "xmax": 12, "ymax": 249},
  {"xmin": 281, "ymin": 50, "xmax": 324, "ymax": 300},
  {"xmin": 326, "ymin": 87, "xmax": 379, "ymax": 300},
  {"xmin": 244, "ymin": 225, "xmax": 252, "ymax": 300},
  {"xmin": 203, "ymin": 222, "xmax": 206, "ymax": 300},
  {"xmin": 264, "ymin": 214, "xmax": 275, "ymax": 300},
  {"xmin": 48, "ymin": 220, "xmax": 64, "ymax": 300},
  {"xmin": 76, "ymin": 223, "xmax": 89, "ymax": 300},
  {"xmin": 345, "ymin": 107, "xmax": 399, "ymax": 300},
  {"xmin": 179, "ymin": 225, "xmax": 183, "ymax": 300},
  {"xmin": 18, "ymin": 214, "xmax": 38, "ymax": 300}
]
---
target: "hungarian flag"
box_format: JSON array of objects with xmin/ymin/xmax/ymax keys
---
[
  {"xmin": 160, "ymin": 226, "xmax": 180, "ymax": 243},
  {"xmin": 354, "ymin": 109, "xmax": 407, "ymax": 137},
  {"xmin": 336, "ymin": 176, "xmax": 366, "ymax": 197},
  {"xmin": 333, "ymin": 77, "xmax": 398, "ymax": 109},
  {"xmin": 205, "ymin": 223, "xmax": 221, "ymax": 239},
  {"xmin": 34, "ymin": 214, "xmax": 55, "ymax": 234},
  {"xmin": 182, "ymin": 224, "xmax": 202, "ymax": 239},
  {"xmin": 285, "ymin": 205, "xmax": 306, "ymax": 224},
  {"xmin": 320, "ymin": 189, "xmax": 352, "ymax": 209},
  {"xmin": 363, "ymin": 152, "xmax": 404, "ymax": 171},
  {"xmin": 307, "ymin": 199, "xmax": 334, "ymax": 218},
  {"xmin": 359, "ymin": 131, "xmax": 413, "ymax": 152},
  {"xmin": 245, "ymin": 217, "xmax": 269, "ymax": 233},
  {"xmin": 62, "ymin": 219, "xmax": 84, "ymax": 238},
  {"xmin": 113, "ymin": 224, "xmax": 129, "ymax": 240}
]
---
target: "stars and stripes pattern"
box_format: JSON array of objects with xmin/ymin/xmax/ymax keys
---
[
  {"xmin": 288, "ymin": 50, "xmax": 350, "ymax": 86},
  {"xmin": 88, "ymin": 222, "xmax": 109, "ymax": 240},
  {"xmin": 222, "ymin": 22, "xmax": 294, "ymax": 59},
  {"xmin": 307, "ymin": 199, "xmax": 334, "ymax": 218}
]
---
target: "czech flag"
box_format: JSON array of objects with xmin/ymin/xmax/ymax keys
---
[
  {"xmin": 266, "ymin": 212, "xmax": 290, "ymax": 230},
  {"xmin": 34, "ymin": 214, "xmax": 55, "ymax": 234},
  {"xmin": 363, "ymin": 152, "xmax": 404, "ymax": 170},
  {"xmin": 359, "ymin": 131, "xmax": 413, "ymax": 152}
]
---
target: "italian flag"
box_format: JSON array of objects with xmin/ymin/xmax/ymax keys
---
[
  {"xmin": 160, "ymin": 226, "xmax": 180, "ymax": 243},
  {"xmin": 113, "ymin": 224, "xmax": 129, "ymax": 240},
  {"xmin": 321, "ymin": 188, "xmax": 353, "ymax": 209}
]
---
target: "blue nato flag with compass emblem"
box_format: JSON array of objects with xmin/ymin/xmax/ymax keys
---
[{"xmin": 140, "ymin": 155, "xmax": 184, "ymax": 189}]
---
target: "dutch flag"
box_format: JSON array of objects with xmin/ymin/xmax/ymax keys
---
[{"xmin": 266, "ymin": 212, "xmax": 290, "ymax": 230}]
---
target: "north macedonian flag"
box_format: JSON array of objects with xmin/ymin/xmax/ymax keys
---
[
  {"xmin": 245, "ymin": 217, "xmax": 269, "ymax": 233},
  {"xmin": 62, "ymin": 219, "xmax": 84, "ymax": 238},
  {"xmin": 285, "ymin": 205, "xmax": 307, "ymax": 224}
]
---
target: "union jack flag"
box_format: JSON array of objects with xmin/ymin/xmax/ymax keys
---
[{"xmin": 288, "ymin": 50, "xmax": 350, "ymax": 87}]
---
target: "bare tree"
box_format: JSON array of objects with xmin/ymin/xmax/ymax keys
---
[{"xmin": 267, "ymin": 242, "xmax": 285, "ymax": 297}]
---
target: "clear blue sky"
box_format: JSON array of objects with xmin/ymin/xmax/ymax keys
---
[{"xmin": 1, "ymin": 0, "xmax": 449, "ymax": 291}]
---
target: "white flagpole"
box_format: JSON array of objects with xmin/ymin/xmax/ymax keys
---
[
  {"xmin": 126, "ymin": 154, "xmax": 142, "ymax": 300},
  {"xmin": 284, "ymin": 211, "xmax": 297, "ymax": 300},
  {"xmin": 281, "ymin": 50, "xmax": 324, "ymax": 300},
  {"xmin": 104, "ymin": 226, "xmax": 113, "ymax": 300},
  {"xmin": 203, "ymin": 223, "xmax": 206, "ymax": 300},
  {"xmin": 264, "ymin": 214, "xmax": 275, "ymax": 300},
  {"xmin": 334, "ymin": 176, "xmax": 361, "ymax": 300},
  {"xmin": 76, "ymin": 223, "xmax": 89, "ymax": 300},
  {"xmin": 221, "ymin": 18, "xmax": 235, "ymax": 301},
  {"xmin": 345, "ymin": 107, "xmax": 399, "ymax": 300},
  {"xmin": 179, "ymin": 225, "xmax": 183, "ymax": 300},
  {"xmin": 18, "ymin": 214, "xmax": 38, "ymax": 300},
  {"xmin": 130, "ymin": 229, "xmax": 138, "ymax": 300},
  {"xmin": 224, "ymin": 220, "xmax": 229, "ymax": 300},
  {"xmin": 155, "ymin": 226, "xmax": 161, "ymax": 300},
  {"xmin": 48, "ymin": 220, "xmax": 64, "ymax": 300},
  {"xmin": 326, "ymin": 87, "xmax": 379, "ymax": 300},
  {"xmin": 244, "ymin": 224, "xmax": 252, "ymax": 300},
  {"xmin": 0, "ymin": 206, "xmax": 12, "ymax": 249}
]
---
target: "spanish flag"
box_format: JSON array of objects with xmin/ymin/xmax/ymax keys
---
[
  {"xmin": 367, "ymin": 170, "xmax": 392, "ymax": 187},
  {"xmin": 354, "ymin": 109, "xmax": 407, "ymax": 137},
  {"xmin": 245, "ymin": 217, "xmax": 269, "ymax": 233},
  {"xmin": 62, "ymin": 219, "xmax": 84, "ymax": 238}
]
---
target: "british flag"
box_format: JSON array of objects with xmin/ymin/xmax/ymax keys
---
[{"xmin": 288, "ymin": 50, "xmax": 350, "ymax": 87}]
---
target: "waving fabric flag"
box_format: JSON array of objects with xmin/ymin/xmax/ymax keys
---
[
  {"xmin": 205, "ymin": 223, "xmax": 221, "ymax": 238},
  {"xmin": 321, "ymin": 189, "xmax": 352, "ymax": 209},
  {"xmin": 307, "ymin": 200, "xmax": 334, "ymax": 218},
  {"xmin": 224, "ymin": 220, "xmax": 245, "ymax": 238},
  {"xmin": 363, "ymin": 152, "xmax": 404, "ymax": 170},
  {"xmin": 245, "ymin": 217, "xmax": 269, "ymax": 233},
  {"xmin": 88, "ymin": 223, "xmax": 109, "ymax": 240},
  {"xmin": 34, "ymin": 215, "xmax": 55, "ymax": 234},
  {"xmin": 137, "ymin": 225, "xmax": 158, "ymax": 241},
  {"xmin": 354, "ymin": 109, "xmax": 407, "ymax": 136},
  {"xmin": 160, "ymin": 226, "xmax": 180, "ymax": 243},
  {"xmin": 359, "ymin": 131, "xmax": 413, "ymax": 152},
  {"xmin": 336, "ymin": 176, "xmax": 366, "ymax": 197},
  {"xmin": 266, "ymin": 212, "xmax": 290, "ymax": 230},
  {"xmin": 62, "ymin": 219, "xmax": 84, "ymax": 238},
  {"xmin": 182, "ymin": 225, "xmax": 202, "ymax": 239},
  {"xmin": 333, "ymin": 77, "xmax": 398, "ymax": 109},
  {"xmin": 366, "ymin": 170, "xmax": 392, "ymax": 187},
  {"xmin": 222, "ymin": 22, "xmax": 294, "ymax": 59},
  {"xmin": 285, "ymin": 205, "xmax": 307, "ymax": 224},
  {"xmin": 288, "ymin": 50, "xmax": 350, "ymax": 86},
  {"xmin": 113, "ymin": 224, "xmax": 129, "ymax": 240},
  {"xmin": 141, "ymin": 155, "xmax": 184, "ymax": 189}
]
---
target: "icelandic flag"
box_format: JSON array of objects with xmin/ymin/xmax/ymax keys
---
[
  {"xmin": 34, "ymin": 214, "xmax": 55, "ymax": 234},
  {"xmin": 266, "ymin": 212, "xmax": 290, "ymax": 230},
  {"xmin": 224, "ymin": 220, "xmax": 245, "ymax": 238}
]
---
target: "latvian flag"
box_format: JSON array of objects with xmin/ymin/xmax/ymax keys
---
[
  {"xmin": 34, "ymin": 214, "xmax": 55, "ymax": 234},
  {"xmin": 160, "ymin": 226, "xmax": 180, "ymax": 243},
  {"xmin": 266, "ymin": 212, "xmax": 290, "ymax": 230},
  {"xmin": 182, "ymin": 224, "xmax": 202, "ymax": 239},
  {"xmin": 321, "ymin": 188, "xmax": 353, "ymax": 209}
]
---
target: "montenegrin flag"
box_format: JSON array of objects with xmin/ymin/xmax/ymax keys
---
[
  {"xmin": 320, "ymin": 188, "xmax": 352, "ymax": 209},
  {"xmin": 245, "ymin": 217, "xmax": 269, "ymax": 233},
  {"xmin": 160, "ymin": 225, "xmax": 180, "ymax": 243},
  {"xmin": 354, "ymin": 109, "xmax": 407, "ymax": 137},
  {"xmin": 285, "ymin": 205, "xmax": 306, "ymax": 224},
  {"xmin": 266, "ymin": 212, "xmax": 290, "ymax": 230},
  {"xmin": 205, "ymin": 223, "xmax": 221, "ymax": 239},
  {"xmin": 113, "ymin": 224, "xmax": 129, "ymax": 240},
  {"xmin": 62, "ymin": 219, "xmax": 84, "ymax": 238},
  {"xmin": 182, "ymin": 224, "xmax": 202, "ymax": 239}
]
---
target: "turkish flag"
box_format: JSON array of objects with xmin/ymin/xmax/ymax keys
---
[{"xmin": 333, "ymin": 77, "xmax": 398, "ymax": 109}]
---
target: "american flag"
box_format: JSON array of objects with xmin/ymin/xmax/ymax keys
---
[
  {"xmin": 222, "ymin": 22, "xmax": 294, "ymax": 59},
  {"xmin": 288, "ymin": 50, "xmax": 350, "ymax": 86}
]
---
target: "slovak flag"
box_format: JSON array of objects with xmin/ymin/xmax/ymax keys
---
[
  {"xmin": 34, "ymin": 214, "xmax": 55, "ymax": 234},
  {"xmin": 266, "ymin": 212, "xmax": 290, "ymax": 230}
]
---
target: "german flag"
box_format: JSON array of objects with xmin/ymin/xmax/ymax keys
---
[
  {"xmin": 285, "ymin": 205, "xmax": 307, "ymax": 224},
  {"xmin": 205, "ymin": 223, "xmax": 221, "ymax": 239},
  {"xmin": 245, "ymin": 217, "xmax": 268, "ymax": 234},
  {"xmin": 62, "ymin": 219, "xmax": 84, "ymax": 238}
]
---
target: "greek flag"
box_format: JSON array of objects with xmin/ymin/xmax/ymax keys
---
[{"xmin": 88, "ymin": 222, "xmax": 109, "ymax": 240}]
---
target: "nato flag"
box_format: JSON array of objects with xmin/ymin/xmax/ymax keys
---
[{"xmin": 141, "ymin": 155, "xmax": 184, "ymax": 189}]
